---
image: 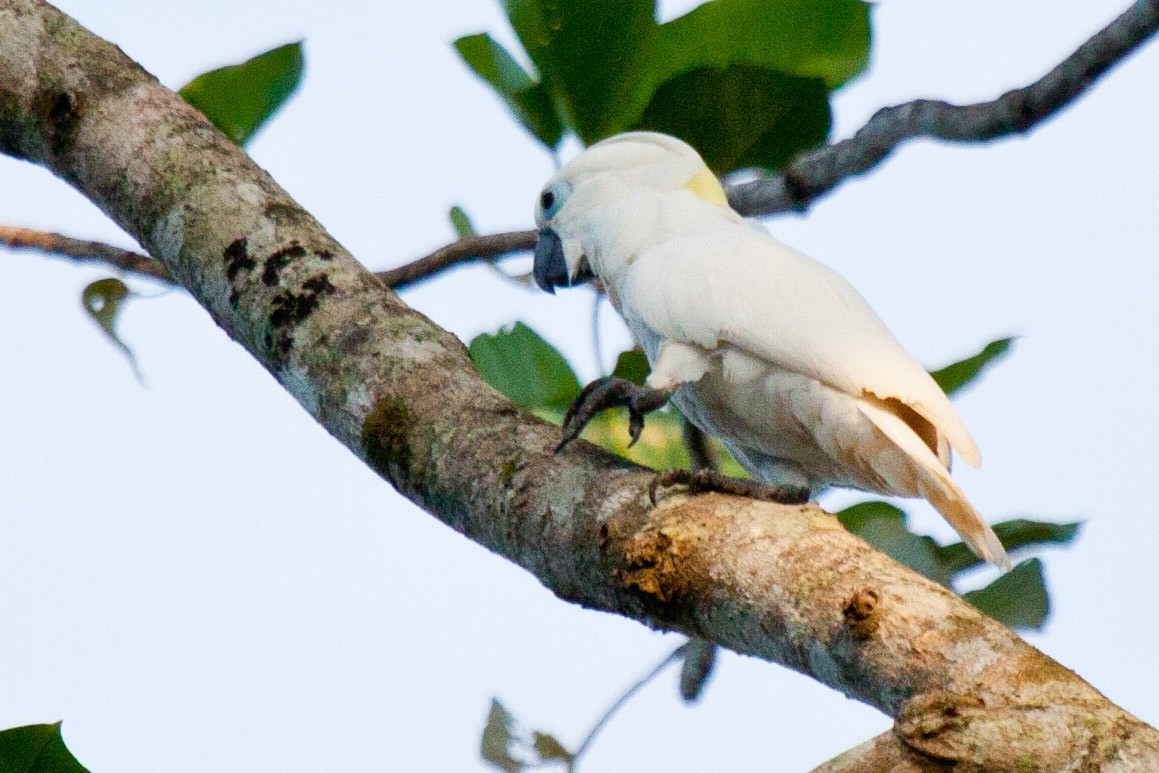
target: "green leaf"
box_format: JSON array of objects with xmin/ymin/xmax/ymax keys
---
[
  {"xmin": 937, "ymin": 519, "xmax": 1081, "ymax": 575},
  {"xmin": 179, "ymin": 41, "xmax": 304, "ymax": 146},
  {"xmin": 532, "ymin": 732, "xmax": 574, "ymax": 763},
  {"xmin": 82, "ymin": 277, "xmax": 141, "ymax": 381},
  {"xmin": 449, "ymin": 205, "xmax": 477, "ymax": 239},
  {"xmin": 636, "ymin": 65, "xmax": 831, "ymax": 173},
  {"xmin": 0, "ymin": 723, "xmax": 90, "ymax": 773},
  {"xmin": 655, "ymin": 0, "xmax": 871, "ymax": 88},
  {"xmin": 502, "ymin": 0, "xmax": 661, "ymax": 144},
  {"xmin": 453, "ymin": 34, "xmax": 564, "ymax": 147},
  {"xmin": 461, "ymin": 0, "xmax": 870, "ymax": 166},
  {"xmin": 610, "ymin": 348, "xmax": 650, "ymax": 386},
  {"xmin": 964, "ymin": 559, "xmax": 1050, "ymax": 630},
  {"xmin": 837, "ymin": 501, "xmax": 952, "ymax": 586},
  {"xmin": 480, "ymin": 700, "xmax": 523, "ymax": 773},
  {"xmin": 469, "ymin": 322, "xmax": 581, "ymax": 411},
  {"xmin": 930, "ymin": 338, "xmax": 1015, "ymax": 397}
]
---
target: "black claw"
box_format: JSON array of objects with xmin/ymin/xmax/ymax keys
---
[
  {"xmin": 555, "ymin": 377, "xmax": 671, "ymax": 454},
  {"xmin": 627, "ymin": 411, "xmax": 646, "ymax": 447}
]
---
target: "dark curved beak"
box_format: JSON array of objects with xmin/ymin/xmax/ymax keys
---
[
  {"xmin": 533, "ymin": 229, "xmax": 568, "ymax": 294},
  {"xmin": 533, "ymin": 228, "xmax": 595, "ymax": 294}
]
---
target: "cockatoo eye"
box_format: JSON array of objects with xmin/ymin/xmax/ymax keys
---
[{"xmin": 537, "ymin": 180, "xmax": 572, "ymax": 220}]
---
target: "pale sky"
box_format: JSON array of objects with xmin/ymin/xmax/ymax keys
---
[{"xmin": 2, "ymin": 1, "xmax": 1157, "ymax": 770}]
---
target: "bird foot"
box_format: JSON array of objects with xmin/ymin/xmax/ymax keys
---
[
  {"xmin": 556, "ymin": 377, "xmax": 671, "ymax": 453},
  {"xmin": 649, "ymin": 468, "xmax": 810, "ymax": 506}
]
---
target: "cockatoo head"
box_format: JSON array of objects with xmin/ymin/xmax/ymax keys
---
[{"xmin": 532, "ymin": 131, "xmax": 730, "ymax": 293}]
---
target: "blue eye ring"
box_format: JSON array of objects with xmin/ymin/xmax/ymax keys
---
[{"xmin": 538, "ymin": 180, "xmax": 572, "ymax": 219}]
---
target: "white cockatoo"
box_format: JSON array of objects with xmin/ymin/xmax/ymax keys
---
[{"xmin": 533, "ymin": 131, "xmax": 1010, "ymax": 569}]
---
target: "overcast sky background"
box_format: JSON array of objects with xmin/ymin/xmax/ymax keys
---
[{"xmin": 2, "ymin": 1, "xmax": 1158, "ymax": 770}]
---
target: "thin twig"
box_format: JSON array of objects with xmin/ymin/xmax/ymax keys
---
[
  {"xmin": 729, "ymin": 0, "xmax": 1159, "ymax": 215},
  {"xmin": 1, "ymin": 222, "xmax": 537, "ymax": 290},
  {"xmin": 0, "ymin": 225, "xmax": 171, "ymax": 280},
  {"xmin": 567, "ymin": 644, "xmax": 687, "ymax": 771},
  {"xmin": 376, "ymin": 230, "xmax": 536, "ymax": 290}
]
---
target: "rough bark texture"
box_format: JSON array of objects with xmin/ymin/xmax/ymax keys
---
[{"xmin": 2, "ymin": 2, "xmax": 1158, "ymax": 769}]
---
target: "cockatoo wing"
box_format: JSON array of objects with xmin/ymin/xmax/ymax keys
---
[{"xmin": 618, "ymin": 221, "xmax": 980, "ymax": 469}]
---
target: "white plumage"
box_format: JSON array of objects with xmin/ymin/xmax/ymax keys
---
[{"xmin": 533, "ymin": 132, "xmax": 1009, "ymax": 569}]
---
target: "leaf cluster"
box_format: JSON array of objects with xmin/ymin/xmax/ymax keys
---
[{"xmin": 456, "ymin": 0, "xmax": 871, "ymax": 172}]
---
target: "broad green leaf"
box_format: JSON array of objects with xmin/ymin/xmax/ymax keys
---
[
  {"xmin": 82, "ymin": 277, "xmax": 141, "ymax": 381},
  {"xmin": 461, "ymin": 0, "xmax": 870, "ymax": 167},
  {"xmin": 930, "ymin": 338, "xmax": 1015, "ymax": 397},
  {"xmin": 180, "ymin": 42, "xmax": 304, "ymax": 146},
  {"xmin": 610, "ymin": 348, "xmax": 650, "ymax": 386},
  {"xmin": 937, "ymin": 519, "xmax": 1081, "ymax": 575},
  {"xmin": 655, "ymin": 0, "xmax": 871, "ymax": 88},
  {"xmin": 964, "ymin": 559, "xmax": 1049, "ymax": 630},
  {"xmin": 636, "ymin": 65, "xmax": 830, "ymax": 173},
  {"xmin": 0, "ymin": 723, "xmax": 89, "ymax": 773},
  {"xmin": 502, "ymin": 0, "xmax": 660, "ymax": 143},
  {"xmin": 449, "ymin": 205, "xmax": 477, "ymax": 239},
  {"xmin": 837, "ymin": 501, "xmax": 952, "ymax": 586},
  {"xmin": 453, "ymin": 34, "xmax": 564, "ymax": 147},
  {"xmin": 480, "ymin": 700, "xmax": 522, "ymax": 773},
  {"xmin": 469, "ymin": 322, "xmax": 581, "ymax": 411},
  {"xmin": 532, "ymin": 732, "xmax": 574, "ymax": 763}
]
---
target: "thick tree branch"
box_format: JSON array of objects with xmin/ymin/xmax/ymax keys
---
[
  {"xmin": 3, "ymin": 2, "xmax": 1158, "ymax": 768},
  {"xmin": 729, "ymin": 0, "xmax": 1159, "ymax": 216}
]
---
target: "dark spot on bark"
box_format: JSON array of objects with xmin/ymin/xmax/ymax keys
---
[
  {"xmin": 318, "ymin": 248, "xmax": 335, "ymax": 261},
  {"xmin": 362, "ymin": 397, "xmax": 411, "ymax": 487},
  {"xmin": 223, "ymin": 238, "xmax": 254, "ymax": 281},
  {"xmin": 266, "ymin": 273, "xmax": 337, "ymax": 356},
  {"xmin": 302, "ymin": 274, "xmax": 335, "ymax": 295},
  {"xmin": 34, "ymin": 90, "xmax": 83, "ymax": 156},
  {"xmin": 263, "ymin": 332, "xmax": 273, "ymax": 350},
  {"xmin": 843, "ymin": 588, "xmax": 881, "ymax": 639},
  {"xmin": 268, "ymin": 273, "xmax": 335, "ymax": 328},
  {"xmin": 260, "ymin": 241, "xmax": 308, "ymax": 286},
  {"xmin": 229, "ymin": 288, "xmax": 240, "ymax": 307}
]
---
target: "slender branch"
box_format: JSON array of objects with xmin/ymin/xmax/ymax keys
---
[
  {"xmin": 567, "ymin": 644, "xmax": 687, "ymax": 770},
  {"xmin": 0, "ymin": 224, "xmax": 170, "ymax": 280},
  {"xmin": 375, "ymin": 230, "xmax": 535, "ymax": 290},
  {"xmin": 729, "ymin": 0, "xmax": 1159, "ymax": 216},
  {"xmin": 1, "ymin": 222, "xmax": 536, "ymax": 290},
  {"xmin": 3, "ymin": 2, "xmax": 1159, "ymax": 769}
]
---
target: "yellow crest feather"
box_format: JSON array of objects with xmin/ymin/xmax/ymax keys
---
[{"xmin": 684, "ymin": 168, "xmax": 729, "ymax": 207}]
